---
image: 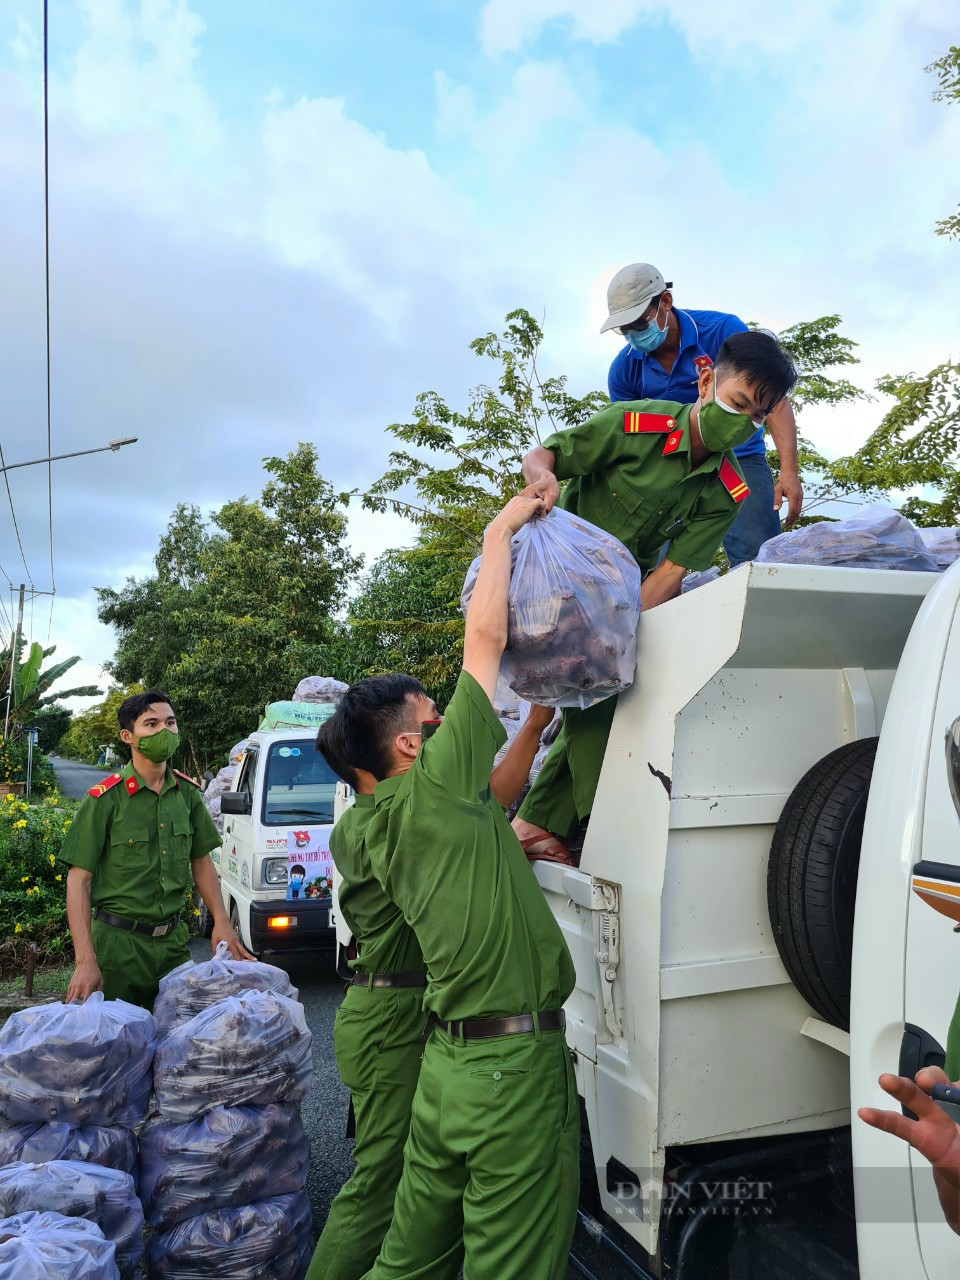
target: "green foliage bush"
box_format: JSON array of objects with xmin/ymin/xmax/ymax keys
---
[
  {"xmin": 0, "ymin": 740, "xmax": 60, "ymax": 797},
  {"xmin": 0, "ymin": 794, "xmax": 77, "ymax": 970}
]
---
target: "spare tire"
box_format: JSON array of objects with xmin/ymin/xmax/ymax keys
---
[{"xmin": 767, "ymin": 738, "xmax": 879, "ymax": 1030}]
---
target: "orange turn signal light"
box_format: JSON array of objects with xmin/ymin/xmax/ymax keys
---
[{"xmin": 267, "ymin": 915, "xmax": 293, "ymax": 929}]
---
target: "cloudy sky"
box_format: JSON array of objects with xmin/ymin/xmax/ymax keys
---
[{"xmin": 1, "ymin": 0, "xmax": 958, "ymax": 707}]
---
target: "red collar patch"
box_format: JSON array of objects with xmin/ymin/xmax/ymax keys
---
[
  {"xmin": 662, "ymin": 428, "xmax": 684, "ymax": 456},
  {"xmin": 125, "ymin": 775, "xmax": 139, "ymax": 796},
  {"xmin": 718, "ymin": 457, "xmax": 750, "ymax": 503},
  {"xmin": 623, "ymin": 411, "xmax": 677, "ymax": 435}
]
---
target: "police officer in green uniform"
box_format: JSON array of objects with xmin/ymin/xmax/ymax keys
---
[
  {"xmin": 328, "ymin": 489, "xmax": 577, "ymax": 1280},
  {"xmin": 60, "ymin": 689, "xmax": 253, "ymax": 1008},
  {"xmin": 309, "ymin": 693, "xmax": 555, "ymax": 1280},
  {"xmin": 513, "ymin": 330, "xmax": 798, "ymax": 863}
]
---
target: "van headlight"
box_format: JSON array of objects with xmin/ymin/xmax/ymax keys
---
[{"xmin": 264, "ymin": 858, "xmax": 288, "ymax": 886}]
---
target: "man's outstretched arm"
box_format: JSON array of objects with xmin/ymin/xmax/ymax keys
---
[
  {"xmin": 463, "ymin": 488, "xmax": 545, "ymax": 702},
  {"xmin": 490, "ymin": 704, "xmax": 555, "ymax": 808}
]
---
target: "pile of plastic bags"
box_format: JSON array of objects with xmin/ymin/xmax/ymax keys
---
[
  {"xmin": 0, "ymin": 995, "xmax": 155, "ymax": 1131},
  {"xmin": 146, "ymin": 1194, "xmax": 314, "ymax": 1279},
  {"xmin": 462, "ymin": 509, "xmax": 642, "ymax": 710},
  {"xmin": 0, "ymin": 1210, "xmax": 119, "ymax": 1279},
  {"xmin": 756, "ymin": 505, "xmax": 954, "ymax": 573},
  {"xmin": 291, "ymin": 676, "xmax": 348, "ymax": 704},
  {"xmin": 152, "ymin": 990, "xmax": 313, "ymax": 1121},
  {"xmin": 919, "ymin": 526, "xmax": 960, "ymax": 572},
  {"xmin": 0, "ymin": 1162, "xmax": 142, "ymax": 1276},
  {"xmin": 0, "ymin": 1122, "xmax": 136, "ymax": 1176},
  {"xmin": 146, "ymin": 973, "xmax": 314, "ymax": 1278},
  {"xmin": 152, "ymin": 942, "xmax": 299, "ymax": 1039},
  {"xmin": 203, "ymin": 738, "xmax": 249, "ymax": 833},
  {"xmin": 0, "ymin": 994, "xmax": 153, "ymax": 1206},
  {"xmin": 139, "ymin": 1102, "xmax": 309, "ymax": 1231}
]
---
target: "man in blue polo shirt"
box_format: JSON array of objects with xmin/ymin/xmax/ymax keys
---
[{"xmin": 604, "ymin": 262, "xmax": 802, "ymax": 564}]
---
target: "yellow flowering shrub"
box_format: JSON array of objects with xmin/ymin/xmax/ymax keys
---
[{"xmin": 0, "ymin": 794, "xmax": 77, "ymax": 967}]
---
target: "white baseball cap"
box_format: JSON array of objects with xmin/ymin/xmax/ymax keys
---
[{"xmin": 600, "ymin": 263, "xmax": 672, "ymax": 334}]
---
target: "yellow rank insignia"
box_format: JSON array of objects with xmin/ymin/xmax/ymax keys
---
[
  {"xmin": 719, "ymin": 458, "xmax": 750, "ymax": 503},
  {"xmin": 623, "ymin": 411, "xmax": 676, "ymax": 435},
  {"xmin": 87, "ymin": 773, "xmax": 122, "ymax": 798}
]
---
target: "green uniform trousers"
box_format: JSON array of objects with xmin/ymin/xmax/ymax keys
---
[
  {"xmin": 945, "ymin": 990, "xmax": 960, "ymax": 1081},
  {"xmin": 91, "ymin": 918, "xmax": 190, "ymax": 1010},
  {"xmin": 308, "ymin": 985, "xmax": 428, "ymax": 1280},
  {"xmin": 517, "ymin": 697, "xmax": 618, "ymax": 841},
  {"xmin": 361, "ymin": 1023, "xmax": 579, "ymax": 1280}
]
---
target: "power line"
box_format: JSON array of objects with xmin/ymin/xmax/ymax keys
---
[
  {"xmin": 0, "ymin": 441, "xmax": 36, "ymax": 591},
  {"xmin": 42, "ymin": 0, "xmax": 56, "ymax": 636}
]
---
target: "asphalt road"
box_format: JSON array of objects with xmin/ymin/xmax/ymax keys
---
[{"xmin": 49, "ymin": 756, "xmax": 115, "ymax": 799}]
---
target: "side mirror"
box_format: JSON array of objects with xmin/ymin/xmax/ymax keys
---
[
  {"xmin": 947, "ymin": 718, "xmax": 960, "ymax": 822},
  {"xmin": 221, "ymin": 791, "xmax": 252, "ymax": 816}
]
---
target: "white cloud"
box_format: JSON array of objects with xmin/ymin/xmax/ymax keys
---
[
  {"xmin": 66, "ymin": 0, "xmax": 219, "ymax": 148},
  {"xmin": 435, "ymin": 59, "xmax": 582, "ymax": 156},
  {"xmin": 2, "ymin": 0, "xmax": 959, "ymax": 695},
  {"xmin": 478, "ymin": 0, "xmax": 844, "ymax": 56}
]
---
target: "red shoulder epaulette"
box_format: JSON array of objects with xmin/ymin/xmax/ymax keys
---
[
  {"xmin": 173, "ymin": 769, "xmax": 199, "ymax": 788},
  {"xmin": 87, "ymin": 773, "xmax": 122, "ymax": 798},
  {"xmin": 623, "ymin": 410, "xmax": 677, "ymax": 435},
  {"xmin": 719, "ymin": 457, "xmax": 750, "ymax": 503}
]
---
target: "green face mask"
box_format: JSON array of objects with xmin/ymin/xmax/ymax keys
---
[
  {"xmin": 697, "ymin": 388, "xmax": 760, "ymax": 452},
  {"xmin": 136, "ymin": 728, "xmax": 180, "ymax": 763}
]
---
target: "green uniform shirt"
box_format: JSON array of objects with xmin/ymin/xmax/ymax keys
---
[
  {"xmin": 331, "ymin": 794, "xmax": 425, "ymax": 976},
  {"xmin": 59, "ymin": 762, "xmax": 220, "ymax": 925},
  {"xmin": 544, "ymin": 398, "xmax": 745, "ymax": 572},
  {"xmin": 367, "ymin": 671, "xmax": 575, "ymax": 1022}
]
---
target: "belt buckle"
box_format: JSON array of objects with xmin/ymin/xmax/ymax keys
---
[{"xmin": 151, "ymin": 923, "xmax": 169, "ymax": 938}]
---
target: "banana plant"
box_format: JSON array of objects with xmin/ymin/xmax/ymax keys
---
[{"xmin": 1, "ymin": 639, "xmax": 100, "ymax": 737}]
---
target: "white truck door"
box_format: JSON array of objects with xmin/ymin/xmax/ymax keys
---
[
  {"xmin": 223, "ymin": 744, "xmax": 259, "ymax": 910},
  {"xmin": 851, "ymin": 561, "xmax": 960, "ymax": 1280},
  {"xmin": 903, "ymin": 587, "xmax": 960, "ymax": 1278}
]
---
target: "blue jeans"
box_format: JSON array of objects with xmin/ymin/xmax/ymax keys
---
[{"xmin": 723, "ymin": 452, "xmax": 782, "ymax": 566}]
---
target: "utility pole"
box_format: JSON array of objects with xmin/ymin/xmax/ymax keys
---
[{"xmin": 3, "ymin": 585, "xmax": 25, "ymax": 741}]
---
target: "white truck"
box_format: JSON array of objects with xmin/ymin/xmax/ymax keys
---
[
  {"xmin": 212, "ymin": 727, "xmax": 340, "ymax": 956},
  {"xmin": 537, "ymin": 558, "xmax": 960, "ymax": 1279}
]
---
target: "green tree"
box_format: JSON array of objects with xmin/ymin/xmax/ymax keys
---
[
  {"xmin": 97, "ymin": 445, "xmax": 361, "ymax": 769},
  {"xmin": 361, "ymin": 309, "xmax": 607, "ymax": 583},
  {"xmin": 332, "ymin": 544, "xmax": 465, "ymax": 706},
  {"xmin": 33, "ymin": 704, "xmax": 72, "ymax": 754},
  {"xmin": 60, "ymin": 686, "xmax": 140, "ymax": 764},
  {"xmin": 350, "ymin": 310, "xmax": 607, "ymax": 698},
  {"xmin": 930, "ymin": 46, "xmax": 960, "ymax": 239}
]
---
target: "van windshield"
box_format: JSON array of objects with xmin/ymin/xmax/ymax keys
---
[{"xmin": 261, "ymin": 741, "xmax": 338, "ymax": 826}]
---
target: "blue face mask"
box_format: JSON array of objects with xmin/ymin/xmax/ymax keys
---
[{"xmin": 623, "ymin": 302, "xmax": 668, "ymax": 354}]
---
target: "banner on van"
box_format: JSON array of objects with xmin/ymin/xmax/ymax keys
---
[
  {"xmin": 286, "ymin": 828, "xmax": 333, "ymax": 901},
  {"xmin": 259, "ymin": 700, "xmax": 338, "ymax": 732}
]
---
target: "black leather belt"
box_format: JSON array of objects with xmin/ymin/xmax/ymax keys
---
[
  {"xmin": 94, "ymin": 908, "xmax": 180, "ymax": 938},
  {"xmin": 349, "ymin": 971, "xmax": 427, "ymax": 989},
  {"xmin": 430, "ymin": 1009, "xmax": 566, "ymax": 1040}
]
